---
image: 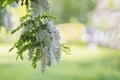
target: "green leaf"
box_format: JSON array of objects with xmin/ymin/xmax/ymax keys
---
[
  {"xmin": 61, "ymin": 43, "xmax": 71, "ymax": 55},
  {"xmin": 20, "ymin": 54, "xmax": 24, "ymax": 60},
  {"xmin": 11, "ymin": 30, "xmax": 17, "ymax": 34},
  {"xmin": 16, "ymin": 54, "xmax": 24, "ymax": 60},
  {"xmin": 42, "ymin": 14, "xmax": 56, "ymax": 20},
  {"xmin": 9, "ymin": 47, "xmax": 14, "ymax": 52},
  {"xmin": 32, "ymin": 63, "xmax": 37, "ymax": 68},
  {"xmin": 11, "ymin": 25, "xmax": 23, "ymax": 34}
]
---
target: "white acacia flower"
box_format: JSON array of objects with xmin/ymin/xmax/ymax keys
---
[{"xmin": 27, "ymin": 0, "xmax": 62, "ymax": 73}]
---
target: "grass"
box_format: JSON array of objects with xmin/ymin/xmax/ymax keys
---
[{"xmin": 0, "ymin": 44, "xmax": 120, "ymax": 80}]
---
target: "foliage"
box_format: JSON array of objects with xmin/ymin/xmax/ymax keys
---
[
  {"xmin": 9, "ymin": 9, "xmax": 56, "ymax": 67},
  {"xmin": 61, "ymin": 43, "xmax": 70, "ymax": 55},
  {"xmin": 0, "ymin": 0, "xmax": 16, "ymax": 7},
  {"xmin": 51, "ymin": 0, "xmax": 98, "ymax": 23}
]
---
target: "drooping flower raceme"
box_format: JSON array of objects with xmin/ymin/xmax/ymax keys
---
[
  {"xmin": 30, "ymin": 0, "xmax": 61, "ymax": 73},
  {"xmin": 10, "ymin": 0, "xmax": 61, "ymax": 73}
]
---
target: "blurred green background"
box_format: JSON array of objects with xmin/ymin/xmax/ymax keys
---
[{"xmin": 0, "ymin": 0, "xmax": 120, "ymax": 80}]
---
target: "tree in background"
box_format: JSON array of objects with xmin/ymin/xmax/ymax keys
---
[
  {"xmin": 87, "ymin": 0, "xmax": 120, "ymax": 49},
  {"xmin": 50, "ymin": 0, "xmax": 98, "ymax": 24}
]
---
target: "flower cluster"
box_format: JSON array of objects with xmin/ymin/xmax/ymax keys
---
[
  {"xmin": 30, "ymin": 0, "xmax": 61, "ymax": 73},
  {"xmin": 10, "ymin": 13, "xmax": 61, "ymax": 73},
  {"xmin": 10, "ymin": 0, "xmax": 70, "ymax": 73},
  {"xmin": 36, "ymin": 20, "xmax": 61, "ymax": 73}
]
